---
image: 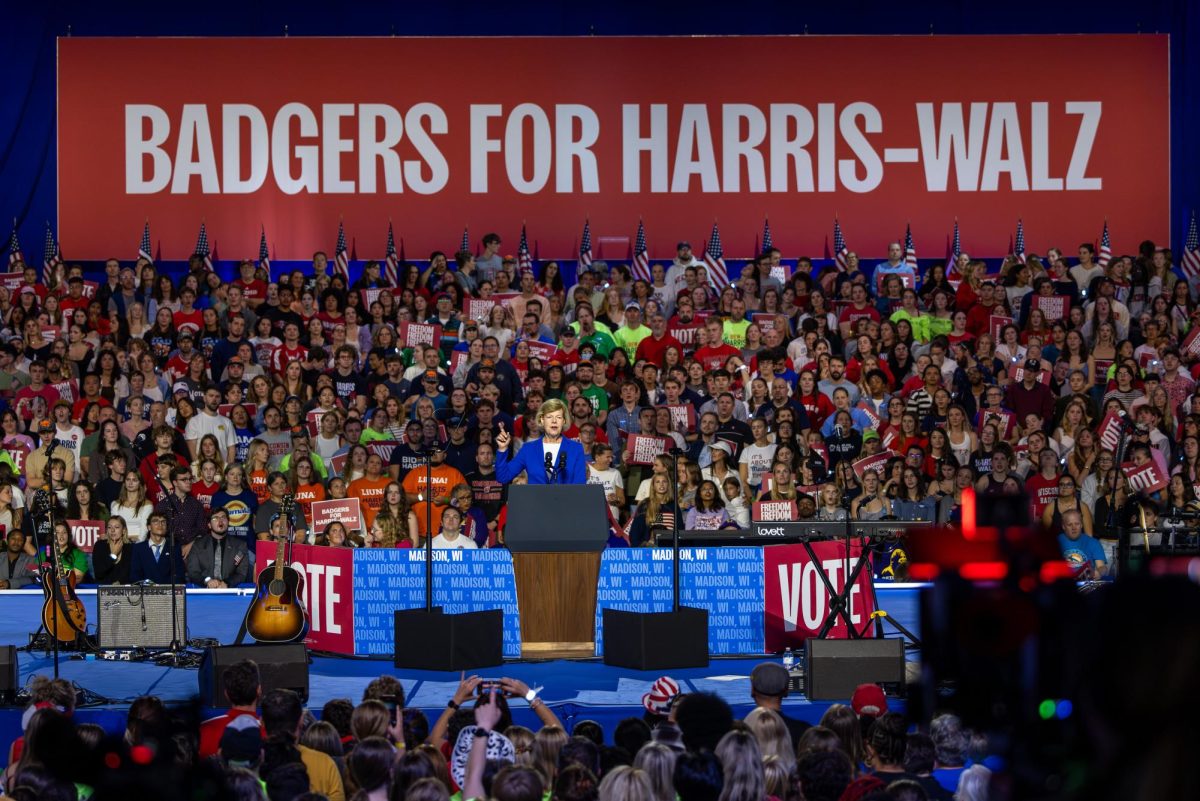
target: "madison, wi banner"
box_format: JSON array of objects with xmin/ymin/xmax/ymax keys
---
[{"xmin": 58, "ymin": 36, "xmax": 1169, "ymax": 260}]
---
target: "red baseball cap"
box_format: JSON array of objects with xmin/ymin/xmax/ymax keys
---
[{"xmin": 850, "ymin": 683, "xmax": 888, "ymax": 717}]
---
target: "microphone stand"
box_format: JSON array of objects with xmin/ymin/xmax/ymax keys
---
[
  {"xmin": 422, "ymin": 449, "xmax": 435, "ymax": 611},
  {"xmin": 35, "ymin": 443, "xmax": 64, "ymax": 676},
  {"xmin": 669, "ymin": 447, "xmax": 682, "ymax": 612},
  {"xmin": 1108, "ymin": 416, "xmax": 1134, "ymax": 576},
  {"xmin": 153, "ymin": 473, "xmax": 186, "ymax": 666}
]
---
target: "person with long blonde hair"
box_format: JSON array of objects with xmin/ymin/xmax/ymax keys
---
[{"xmin": 744, "ymin": 707, "xmax": 795, "ymax": 772}]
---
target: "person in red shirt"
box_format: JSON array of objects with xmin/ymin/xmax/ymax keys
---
[
  {"xmin": 635, "ymin": 312, "xmax": 683, "ymax": 366},
  {"xmin": 13, "ymin": 361, "xmax": 60, "ymax": 422},
  {"xmin": 198, "ymin": 659, "xmax": 264, "ymax": 759},
  {"xmin": 965, "ymin": 282, "xmax": 1002, "ymax": 337},
  {"xmin": 234, "ymin": 260, "xmax": 269, "ymax": 308},
  {"xmin": 837, "ymin": 283, "xmax": 880, "ymax": 339},
  {"xmin": 173, "ymin": 286, "xmax": 204, "ymax": 335},
  {"xmin": 1024, "ymin": 448, "xmax": 1062, "ymax": 522},
  {"xmin": 271, "ymin": 322, "xmax": 309, "ymax": 376},
  {"xmin": 694, "ymin": 318, "xmax": 740, "ymax": 372},
  {"xmin": 667, "ymin": 293, "xmax": 704, "ymax": 353},
  {"xmin": 59, "ymin": 276, "xmax": 91, "ymax": 317},
  {"xmin": 794, "ymin": 370, "xmax": 834, "ymax": 432}
]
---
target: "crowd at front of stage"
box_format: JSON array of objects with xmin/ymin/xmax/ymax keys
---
[{"xmin": 4, "ymin": 661, "xmax": 992, "ymax": 801}]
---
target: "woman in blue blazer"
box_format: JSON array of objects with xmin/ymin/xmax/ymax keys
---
[{"xmin": 495, "ymin": 399, "xmax": 587, "ymax": 485}]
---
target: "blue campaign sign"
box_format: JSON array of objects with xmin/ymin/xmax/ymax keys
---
[
  {"xmin": 352, "ymin": 549, "xmax": 522, "ymax": 658},
  {"xmin": 594, "ymin": 548, "xmax": 765, "ymax": 655}
]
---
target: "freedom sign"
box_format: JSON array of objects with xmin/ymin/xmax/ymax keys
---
[
  {"xmin": 58, "ymin": 36, "xmax": 1168, "ymax": 260},
  {"xmin": 764, "ymin": 541, "xmax": 877, "ymax": 648}
]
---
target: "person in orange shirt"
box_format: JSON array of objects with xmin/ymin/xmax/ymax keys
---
[
  {"xmin": 401, "ymin": 447, "xmax": 467, "ymax": 539},
  {"xmin": 289, "ymin": 457, "xmax": 326, "ymax": 524},
  {"xmin": 245, "ymin": 439, "xmax": 271, "ymax": 504},
  {"xmin": 348, "ymin": 453, "xmax": 392, "ymax": 528}
]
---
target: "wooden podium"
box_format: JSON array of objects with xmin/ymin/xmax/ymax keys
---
[{"xmin": 505, "ymin": 485, "xmax": 608, "ymax": 659}]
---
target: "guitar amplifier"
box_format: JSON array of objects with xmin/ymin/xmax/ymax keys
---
[{"xmin": 97, "ymin": 585, "xmax": 187, "ymax": 649}]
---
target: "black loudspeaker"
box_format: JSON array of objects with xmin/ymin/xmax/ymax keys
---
[
  {"xmin": 0, "ymin": 645, "xmax": 17, "ymax": 704},
  {"xmin": 394, "ymin": 608, "xmax": 504, "ymax": 671},
  {"xmin": 199, "ymin": 643, "xmax": 309, "ymax": 706},
  {"xmin": 804, "ymin": 638, "xmax": 905, "ymax": 700},
  {"xmin": 601, "ymin": 607, "xmax": 709, "ymax": 670}
]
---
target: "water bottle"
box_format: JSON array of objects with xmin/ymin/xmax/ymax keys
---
[{"xmin": 782, "ymin": 647, "xmax": 795, "ymax": 672}]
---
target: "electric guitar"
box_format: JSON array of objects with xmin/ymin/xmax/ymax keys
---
[
  {"xmin": 243, "ymin": 495, "xmax": 309, "ymax": 643},
  {"xmin": 34, "ymin": 489, "xmax": 87, "ymax": 642}
]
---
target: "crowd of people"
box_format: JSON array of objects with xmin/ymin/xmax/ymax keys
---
[
  {"xmin": 2, "ymin": 662, "xmax": 993, "ymax": 801},
  {"xmin": 0, "ymin": 231, "xmax": 1191, "ymax": 585}
]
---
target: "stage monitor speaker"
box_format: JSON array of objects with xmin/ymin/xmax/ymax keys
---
[
  {"xmin": 804, "ymin": 638, "xmax": 905, "ymax": 700},
  {"xmin": 601, "ymin": 607, "xmax": 709, "ymax": 670},
  {"xmin": 199, "ymin": 643, "xmax": 309, "ymax": 707},
  {"xmin": 0, "ymin": 645, "xmax": 17, "ymax": 704},
  {"xmin": 394, "ymin": 608, "xmax": 504, "ymax": 671},
  {"xmin": 97, "ymin": 585, "xmax": 186, "ymax": 649}
]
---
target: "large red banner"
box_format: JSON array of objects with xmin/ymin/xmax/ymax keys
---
[
  {"xmin": 58, "ymin": 36, "xmax": 1169, "ymax": 261},
  {"xmin": 764, "ymin": 541, "xmax": 876, "ymax": 649},
  {"xmin": 254, "ymin": 541, "xmax": 355, "ymax": 654}
]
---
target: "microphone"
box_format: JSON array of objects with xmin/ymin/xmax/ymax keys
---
[
  {"xmin": 545, "ymin": 452, "xmax": 555, "ymax": 482},
  {"xmin": 556, "ymin": 451, "xmax": 565, "ymax": 484}
]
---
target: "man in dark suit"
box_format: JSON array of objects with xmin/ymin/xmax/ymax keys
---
[
  {"xmin": 129, "ymin": 512, "xmax": 186, "ymax": 585},
  {"xmin": 186, "ymin": 507, "xmax": 250, "ymax": 588},
  {"xmin": 0, "ymin": 529, "xmax": 37, "ymax": 589}
]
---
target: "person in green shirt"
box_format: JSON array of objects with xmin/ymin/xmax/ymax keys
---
[
  {"xmin": 612, "ymin": 303, "xmax": 652, "ymax": 361},
  {"xmin": 722, "ymin": 296, "xmax": 751, "ymax": 349},
  {"xmin": 889, "ymin": 288, "xmax": 931, "ymax": 343},
  {"xmin": 277, "ymin": 430, "xmax": 330, "ymax": 480},
  {"xmin": 37, "ymin": 519, "xmax": 89, "ymax": 582},
  {"xmin": 570, "ymin": 304, "xmax": 617, "ymax": 358}
]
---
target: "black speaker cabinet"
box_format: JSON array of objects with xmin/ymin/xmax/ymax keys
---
[
  {"xmin": 601, "ymin": 607, "xmax": 709, "ymax": 670},
  {"xmin": 98, "ymin": 584, "xmax": 187, "ymax": 649},
  {"xmin": 804, "ymin": 638, "xmax": 905, "ymax": 700},
  {"xmin": 0, "ymin": 645, "xmax": 17, "ymax": 704},
  {"xmin": 394, "ymin": 607, "xmax": 504, "ymax": 671},
  {"xmin": 199, "ymin": 643, "xmax": 309, "ymax": 706}
]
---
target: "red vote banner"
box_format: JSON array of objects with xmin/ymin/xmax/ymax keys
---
[
  {"xmin": 58, "ymin": 36, "xmax": 1168, "ymax": 260},
  {"xmin": 254, "ymin": 541, "xmax": 355, "ymax": 654},
  {"xmin": 764, "ymin": 541, "xmax": 877, "ymax": 649},
  {"xmin": 1121, "ymin": 450, "xmax": 1169, "ymax": 495}
]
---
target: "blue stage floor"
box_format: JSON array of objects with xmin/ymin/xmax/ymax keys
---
[{"xmin": 1, "ymin": 586, "xmax": 922, "ymax": 745}]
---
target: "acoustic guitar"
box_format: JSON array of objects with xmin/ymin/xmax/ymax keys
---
[{"xmin": 243, "ymin": 495, "xmax": 309, "ymax": 643}]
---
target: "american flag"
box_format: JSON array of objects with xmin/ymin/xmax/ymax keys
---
[
  {"xmin": 460, "ymin": 227, "xmax": 470, "ymax": 255},
  {"xmin": 517, "ymin": 224, "xmax": 533, "ymax": 274},
  {"xmin": 762, "ymin": 218, "xmax": 773, "ymax": 253},
  {"xmin": 1097, "ymin": 220, "xmax": 1112, "ymax": 269},
  {"xmin": 138, "ymin": 221, "xmax": 153, "ymax": 263},
  {"xmin": 42, "ymin": 223, "xmax": 62, "ymax": 286},
  {"xmin": 833, "ymin": 218, "xmax": 849, "ymax": 271},
  {"xmin": 704, "ymin": 222, "xmax": 730, "ymax": 291},
  {"xmin": 1183, "ymin": 211, "xmax": 1200, "ymax": 281},
  {"xmin": 1014, "ymin": 219, "xmax": 1026, "ymax": 264},
  {"xmin": 6, "ymin": 223, "xmax": 23, "ymax": 267},
  {"xmin": 384, "ymin": 223, "xmax": 399, "ymax": 286},
  {"xmin": 903, "ymin": 223, "xmax": 918, "ymax": 270},
  {"xmin": 579, "ymin": 219, "xmax": 593, "ymax": 271},
  {"xmin": 334, "ymin": 221, "xmax": 349, "ymax": 280},
  {"xmin": 194, "ymin": 223, "xmax": 213, "ymax": 271},
  {"xmin": 632, "ymin": 219, "xmax": 651, "ymax": 282},
  {"xmin": 258, "ymin": 226, "xmax": 271, "ymax": 275},
  {"xmin": 947, "ymin": 218, "xmax": 961, "ymax": 276}
]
